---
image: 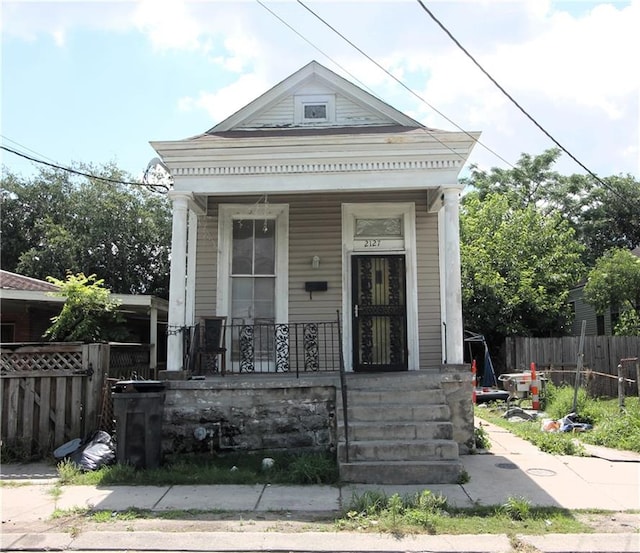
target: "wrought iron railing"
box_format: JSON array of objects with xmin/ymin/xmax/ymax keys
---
[
  {"xmin": 190, "ymin": 320, "xmax": 342, "ymax": 376},
  {"xmin": 109, "ymin": 343, "xmax": 154, "ymax": 380}
]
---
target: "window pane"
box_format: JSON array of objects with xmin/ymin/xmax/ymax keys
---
[
  {"xmin": 304, "ymin": 104, "xmax": 326, "ymax": 119},
  {"xmin": 231, "ymin": 277, "xmax": 253, "ymax": 319},
  {"xmin": 355, "ymin": 217, "xmax": 403, "ymax": 237},
  {"xmin": 254, "ymin": 278, "xmax": 275, "ymax": 319},
  {"xmin": 232, "ymin": 220, "xmax": 253, "ymax": 274},
  {"xmin": 255, "ymin": 220, "xmax": 275, "ymax": 274}
]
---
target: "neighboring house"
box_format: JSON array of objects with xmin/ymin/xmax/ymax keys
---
[
  {"xmin": 568, "ymin": 246, "xmax": 640, "ymax": 336},
  {"xmin": 568, "ymin": 284, "xmax": 616, "ymax": 336},
  {"xmin": 0, "ymin": 270, "xmax": 169, "ymax": 370},
  {"xmin": 150, "ymin": 61, "xmax": 480, "ymax": 483}
]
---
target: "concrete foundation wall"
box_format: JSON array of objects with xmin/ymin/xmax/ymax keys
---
[
  {"xmin": 440, "ymin": 365, "xmax": 475, "ymax": 454},
  {"xmin": 162, "ymin": 376, "xmax": 338, "ymax": 455},
  {"xmin": 161, "ymin": 369, "xmax": 473, "ymax": 458}
]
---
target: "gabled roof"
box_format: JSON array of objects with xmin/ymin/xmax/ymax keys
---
[
  {"xmin": 0, "ymin": 270, "xmax": 58, "ymax": 292},
  {"xmin": 207, "ymin": 60, "xmax": 426, "ymax": 133}
]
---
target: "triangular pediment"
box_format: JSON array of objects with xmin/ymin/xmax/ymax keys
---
[{"xmin": 207, "ymin": 61, "xmax": 423, "ymax": 134}]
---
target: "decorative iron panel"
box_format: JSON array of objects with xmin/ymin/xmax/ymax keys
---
[{"xmin": 352, "ymin": 255, "xmax": 408, "ymax": 372}]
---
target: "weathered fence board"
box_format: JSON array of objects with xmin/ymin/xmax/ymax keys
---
[
  {"xmin": 505, "ymin": 336, "xmax": 640, "ymax": 397},
  {"xmin": 38, "ymin": 377, "xmax": 51, "ymax": 450},
  {"xmin": 1, "ymin": 344, "xmax": 108, "ymax": 458}
]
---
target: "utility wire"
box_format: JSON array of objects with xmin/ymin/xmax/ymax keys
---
[
  {"xmin": 415, "ymin": 0, "xmax": 624, "ymax": 200},
  {"xmin": 1, "ymin": 145, "xmax": 163, "ymax": 190},
  {"xmin": 296, "ymin": 0, "xmax": 514, "ymax": 169},
  {"xmin": 257, "ymin": 0, "xmax": 472, "ymax": 166},
  {"xmin": 1, "ymin": 135, "xmax": 62, "ymax": 166},
  {"xmin": 256, "ymin": 0, "xmax": 373, "ymax": 94}
]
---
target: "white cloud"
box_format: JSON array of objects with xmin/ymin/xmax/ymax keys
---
[
  {"xmin": 179, "ymin": 73, "xmax": 271, "ymax": 124},
  {"xmin": 2, "ymin": 0, "xmax": 637, "ymax": 178},
  {"xmin": 1, "ymin": 2, "xmax": 132, "ymax": 43},
  {"xmin": 133, "ymin": 0, "xmax": 202, "ymax": 51},
  {"xmin": 52, "ymin": 29, "xmax": 66, "ymax": 48}
]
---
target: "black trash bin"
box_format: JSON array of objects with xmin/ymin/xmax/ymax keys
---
[{"xmin": 112, "ymin": 380, "xmax": 166, "ymax": 469}]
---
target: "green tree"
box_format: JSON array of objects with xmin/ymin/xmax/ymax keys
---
[
  {"xmin": 1, "ymin": 163, "xmax": 171, "ymax": 297},
  {"xmin": 566, "ymin": 174, "xmax": 640, "ymax": 265},
  {"xmin": 463, "ymin": 149, "xmax": 640, "ymax": 266},
  {"xmin": 44, "ymin": 273, "xmax": 128, "ymax": 342},
  {"xmin": 583, "ymin": 248, "xmax": 640, "ymax": 336},
  {"xmin": 460, "ymin": 193, "xmax": 585, "ymax": 345}
]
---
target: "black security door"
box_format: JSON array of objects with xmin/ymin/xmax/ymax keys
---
[{"xmin": 352, "ymin": 255, "xmax": 408, "ymax": 372}]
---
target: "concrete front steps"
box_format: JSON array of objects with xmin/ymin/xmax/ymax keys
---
[{"xmin": 337, "ymin": 371, "xmax": 463, "ymax": 485}]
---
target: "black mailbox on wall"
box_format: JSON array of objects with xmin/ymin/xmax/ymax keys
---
[{"xmin": 305, "ymin": 281, "xmax": 328, "ymax": 299}]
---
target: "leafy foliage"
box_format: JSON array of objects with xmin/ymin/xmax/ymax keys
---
[
  {"xmin": 44, "ymin": 273, "xmax": 127, "ymax": 342},
  {"xmin": 1, "ymin": 164, "xmax": 171, "ymax": 297},
  {"xmin": 460, "ymin": 192, "xmax": 585, "ymax": 345},
  {"xmin": 500, "ymin": 496, "xmax": 532, "ymax": 521},
  {"xmin": 583, "ymin": 248, "xmax": 640, "ymax": 336},
  {"xmin": 463, "ymin": 149, "xmax": 640, "ymax": 266}
]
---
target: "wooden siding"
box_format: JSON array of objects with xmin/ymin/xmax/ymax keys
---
[
  {"xmin": 335, "ymin": 96, "xmax": 390, "ymax": 127},
  {"xmin": 414, "ymin": 197, "xmax": 442, "ymax": 367},
  {"xmin": 240, "ymin": 97, "xmax": 294, "ymax": 129},
  {"xmin": 194, "ymin": 215, "xmax": 218, "ymax": 320},
  {"xmin": 237, "ymin": 93, "xmax": 392, "ymax": 129},
  {"xmin": 568, "ymin": 287, "xmax": 614, "ymax": 336},
  {"xmin": 197, "ymin": 191, "xmax": 442, "ymax": 367}
]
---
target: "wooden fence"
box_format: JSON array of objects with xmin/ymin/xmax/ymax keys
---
[
  {"xmin": 0, "ymin": 342, "xmax": 153, "ymax": 459},
  {"xmin": 504, "ymin": 336, "xmax": 640, "ymax": 397}
]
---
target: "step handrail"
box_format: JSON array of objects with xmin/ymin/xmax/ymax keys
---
[{"xmin": 337, "ymin": 310, "xmax": 349, "ymax": 463}]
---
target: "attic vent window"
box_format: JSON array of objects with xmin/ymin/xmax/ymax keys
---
[
  {"xmin": 295, "ymin": 94, "xmax": 335, "ymax": 125},
  {"xmin": 304, "ymin": 104, "xmax": 327, "ymax": 120}
]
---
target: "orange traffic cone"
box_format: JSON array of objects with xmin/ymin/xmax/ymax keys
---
[{"xmin": 530, "ymin": 362, "xmax": 540, "ymax": 410}]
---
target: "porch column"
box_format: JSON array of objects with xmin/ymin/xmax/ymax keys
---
[
  {"xmin": 166, "ymin": 192, "xmax": 190, "ymax": 371},
  {"xmin": 185, "ymin": 210, "xmax": 198, "ymax": 327},
  {"xmin": 442, "ymin": 188, "xmax": 464, "ymax": 364},
  {"xmin": 149, "ymin": 305, "xmax": 158, "ymax": 371}
]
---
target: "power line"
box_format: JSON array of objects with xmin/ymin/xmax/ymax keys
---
[
  {"xmin": 296, "ymin": 0, "xmax": 514, "ymax": 169},
  {"xmin": 1, "ymin": 145, "xmax": 164, "ymax": 190},
  {"xmin": 257, "ymin": 0, "xmax": 473, "ymax": 166},
  {"xmin": 1, "ymin": 135, "xmax": 62, "ymax": 166},
  {"xmin": 255, "ymin": 0, "xmax": 373, "ymax": 94},
  {"xmin": 414, "ymin": 0, "xmax": 624, "ymax": 201}
]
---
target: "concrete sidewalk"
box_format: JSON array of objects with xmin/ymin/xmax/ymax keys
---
[{"xmin": 1, "ymin": 419, "xmax": 639, "ymax": 552}]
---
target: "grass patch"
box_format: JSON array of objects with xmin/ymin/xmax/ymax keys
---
[
  {"xmin": 336, "ymin": 489, "xmax": 591, "ymax": 535},
  {"xmin": 476, "ymin": 385, "xmax": 640, "ymax": 455},
  {"xmin": 51, "ymin": 506, "xmax": 90, "ymax": 519},
  {"xmin": 56, "ymin": 450, "xmax": 338, "ymax": 486},
  {"xmin": 0, "ymin": 480, "xmax": 32, "ymax": 488}
]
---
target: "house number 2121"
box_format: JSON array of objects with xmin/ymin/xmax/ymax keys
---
[{"xmin": 364, "ymin": 239, "xmax": 381, "ymax": 247}]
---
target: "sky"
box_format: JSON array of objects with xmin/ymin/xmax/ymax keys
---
[{"xmin": 1, "ymin": 0, "xmax": 639, "ymax": 183}]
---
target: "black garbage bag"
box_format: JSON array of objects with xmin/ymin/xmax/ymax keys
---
[{"xmin": 68, "ymin": 430, "xmax": 116, "ymax": 471}]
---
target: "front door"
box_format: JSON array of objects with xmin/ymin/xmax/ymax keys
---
[{"xmin": 351, "ymin": 255, "xmax": 408, "ymax": 372}]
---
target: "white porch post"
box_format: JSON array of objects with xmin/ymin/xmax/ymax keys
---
[
  {"xmin": 442, "ymin": 188, "xmax": 464, "ymax": 364},
  {"xmin": 149, "ymin": 305, "xmax": 158, "ymax": 371},
  {"xmin": 185, "ymin": 210, "xmax": 198, "ymax": 327},
  {"xmin": 166, "ymin": 192, "xmax": 190, "ymax": 371}
]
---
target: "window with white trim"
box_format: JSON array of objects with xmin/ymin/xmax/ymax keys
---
[
  {"xmin": 294, "ymin": 94, "xmax": 335, "ymax": 125},
  {"xmin": 231, "ymin": 219, "xmax": 276, "ymax": 324},
  {"xmin": 217, "ymin": 204, "xmax": 289, "ymax": 325}
]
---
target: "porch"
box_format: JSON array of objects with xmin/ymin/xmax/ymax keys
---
[
  {"xmin": 185, "ymin": 319, "xmax": 343, "ymax": 377},
  {"xmin": 162, "ymin": 367, "xmax": 473, "ymax": 484}
]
